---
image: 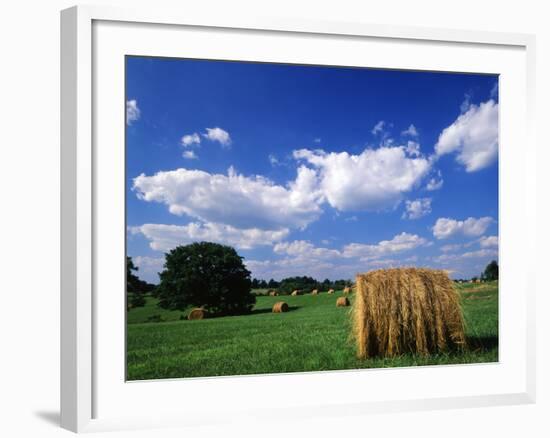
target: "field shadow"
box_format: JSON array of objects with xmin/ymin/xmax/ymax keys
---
[
  {"xmin": 249, "ymin": 305, "xmax": 300, "ymax": 315},
  {"xmin": 466, "ymin": 335, "xmax": 498, "ymax": 352}
]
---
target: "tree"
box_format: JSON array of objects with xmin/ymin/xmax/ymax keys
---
[
  {"xmin": 267, "ymin": 278, "xmax": 279, "ymax": 289},
  {"xmin": 484, "ymin": 260, "xmax": 499, "ymax": 281},
  {"xmin": 156, "ymin": 242, "xmax": 255, "ymax": 316},
  {"xmin": 126, "ymin": 256, "xmax": 147, "ymax": 308}
]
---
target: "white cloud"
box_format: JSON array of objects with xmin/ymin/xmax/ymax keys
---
[
  {"xmin": 132, "ymin": 166, "xmax": 323, "ymax": 230},
  {"xmin": 268, "ymin": 154, "xmax": 280, "ymax": 166},
  {"xmin": 402, "ymin": 198, "xmax": 432, "ymax": 220},
  {"xmin": 432, "ymin": 216, "xmax": 494, "ymax": 239},
  {"xmin": 182, "ymin": 150, "xmax": 198, "ymax": 160},
  {"xmin": 440, "ymin": 243, "xmax": 463, "ymax": 253},
  {"xmin": 293, "ymin": 147, "xmax": 431, "ymax": 212},
  {"xmin": 434, "ymin": 248, "xmax": 498, "ymax": 264},
  {"xmin": 342, "ymin": 232, "xmax": 429, "ymax": 261},
  {"xmin": 490, "ymin": 81, "xmax": 499, "ymax": 100},
  {"xmin": 405, "ymin": 141, "xmax": 421, "ymax": 157},
  {"xmin": 426, "ymin": 171, "xmax": 444, "ymax": 191},
  {"xmin": 273, "ymin": 240, "xmax": 340, "ymax": 260},
  {"xmin": 181, "ymin": 133, "xmax": 201, "ymax": 147},
  {"xmin": 131, "ymin": 222, "xmax": 289, "ymax": 251},
  {"xmin": 402, "ymin": 124, "xmax": 419, "ymax": 137},
  {"xmin": 314, "ymin": 138, "xmax": 322, "ymax": 143},
  {"xmin": 435, "ymin": 99, "xmax": 498, "ymax": 172},
  {"xmin": 371, "ymin": 120, "xmax": 385, "ymax": 135},
  {"xmin": 479, "ymin": 235, "xmax": 498, "ymax": 248},
  {"xmin": 126, "ymin": 100, "xmax": 140, "ymax": 125},
  {"xmin": 202, "ymin": 127, "xmax": 231, "ymax": 147}
]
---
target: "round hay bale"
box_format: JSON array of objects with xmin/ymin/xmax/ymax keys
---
[
  {"xmin": 343, "ymin": 286, "xmax": 351, "ymax": 294},
  {"xmin": 327, "ymin": 289, "xmax": 335, "ymax": 294},
  {"xmin": 187, "ymin": 308, "xmax": 208, "ymax": 320},
  {"xmin": 268, "ymin": 290, "xmax": 278, "ymax": 296},
  {"xmin": 336, "ymin": 296, "xmax": 350, "ymax": 307},
  {"xmin": 311, "ymin": 289, "xmax": 318, "ymax": 295},
  {"xmin": 291, "ymin": 290, "xmax": 300, "ymax": 296},
  {"xmin": 272, "ymin": 301, "xmax": 289, "ymax": 313},
  {"xmin": 353, "ymin": 268, "xmax": 466, "ymax": 359}
]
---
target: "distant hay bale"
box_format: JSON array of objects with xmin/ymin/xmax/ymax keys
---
[
  {"xmin": 336, "ymin": 296, "xmax": 350, "ymax": 307},
  {"xmin": 268, "ymin": 290, "xmax": 278, "ymax": 296},
  {"xmin": 291, "ymin": 290, "xmax": 300, "ymax": 296},
  {"xmin": 328, "ymin": 289, "xmax": 335, "ymax": 294},
  {"xmin": 272, "ymin": 301, "xmax": 289, "ymax": 313},
  {"xmin": 188, "ymin": 308, "xmax": 208, "ymax": 320},
  {"xmin": 352, "ymin": 268, "xmax": 466, "ymax": 359},
  {"xmin": 311, "ymin": 289, "xmax": 319, "ymax": 295},
  {"xmin": 343, "ymin": 286, "xmax": 351, "ymax": 294}
]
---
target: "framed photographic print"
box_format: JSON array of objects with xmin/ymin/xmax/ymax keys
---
[{"xmin": 61, "ymin": 5, "xmax": 536, "ymax": 433}]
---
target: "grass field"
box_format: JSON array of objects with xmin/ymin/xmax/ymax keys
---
[{"xmin": 126, "ymin": 282, "xmax": 498, "ymax": 380}]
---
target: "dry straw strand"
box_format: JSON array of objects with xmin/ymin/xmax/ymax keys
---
[
  {"xmin": 352, "ymin": 268, "xmax": 466, "ymax": 358},
  {"xmin": 272, "ymin": 301, "xmax": 289, "ymax": 313}
]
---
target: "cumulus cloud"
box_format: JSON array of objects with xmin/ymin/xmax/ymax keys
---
[
  {"xmin": 371, "ymin": 120, "xmax": 385, "ymax": 135},
  {"xmin": 126, "ymin": 100, "xmax": 140, "ymax": 125},
  {"xmin": 435, "ymin": 99, "xmax": 498, "ymax": 172},
  {"xmin": 426, "ymin": 171, "xmax": 444, "ymax": 191},
  {"xmin": 268, "ymin": 154, "xmax": 280, "ymax": 167},
  {"xmin": 405, "ymin": 141, "xmax": 421, "ymax": 157},
  {"xmin": 479, "ymin": 235, "xmax": 498, "ymax": 248},
  {"xmin": 131, "ymin": 222, "xmax": 289, "ymax": 251},
  {"xmin": 182, "ymin": 150, "xmax": 198, "ymax": 160},
  {"xmin": 293, "ymin": 147, "xmax": 431, "ymax": 212},
  {"xmin": 434, "ymin": 248, "xmax": 498, "ymax": 264},
  {"xmin": 402, "ymin": 124, "xmax": 419, "ymax": 137},
  {"xmin": 273, "ymin": 240, "xmax": 340, "ymax": 260},
  {"xmin": 342, "ymin": 232, "xmax": 429, "ymax": 261},
  {"xmin": 440, "ymin": 243, "xmax": 463, "ymax": 253},
  {"xmin": 202, "ymin": 127, "xmax": 231, "ymax": 147},
  {"xmin": 402, "ymin": 198, "xmax": 432, "ymax": 220},
  {"xmin": 181, "ymin": 133, "xmax": 201, "ymax": 147},
  {"xmin": 132, "ymin": 166, "xmax": 323, "ymax": 230},
  {"xmin": 432, "ymin": 216, "xmax": 493, "ymax": 239}
]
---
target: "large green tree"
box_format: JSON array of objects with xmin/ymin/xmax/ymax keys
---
[
  {"xmin": 156, "ymin": 242, "xmax": 255, "ymax": 316},
  {"xmin": 483, "ymin": 260, "xmax": 499, "ymax": 281},
  {"xmin": 126, "ymin": 256, "xmax": 147, "ymax": 308}
]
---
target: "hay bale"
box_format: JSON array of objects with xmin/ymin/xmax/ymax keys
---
[
  {"xmin": 291, "ymin": 290, "xmax": 300, "ymax": 296},
  {"xmin": 343, "ymin": 286, "xmax": 351, "ymax": 294},
  {"xmin": 268, "ymin": 290, "xmax": 278, "ymax": 296},
  {"xmin": 353, "ymin": 268, "xmax": 466, "ymax": 358},
  {"xmin": 311, "ymin": 289, "xmax": 319, "ymax": 295},
  {"xmin": 336, "ymin": 296, "xmax": 350, "ymax": 307},
  {"xmin": 188, "ymin": 308, "xmax": 208, "ymax": 320},
  {"xmin": 272, "ymin": 301, "xmax": 289, "ymax": 313},
  {"xmin": 327, "ymin": 289, "xmax": 335, "ymax": 294}
]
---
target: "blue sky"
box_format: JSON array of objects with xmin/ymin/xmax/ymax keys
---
[{"xmin": 126, "ymin": 56, "xmax": 499, "ymax": 284}]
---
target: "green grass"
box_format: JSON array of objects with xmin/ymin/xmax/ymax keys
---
[{"xmin": 126, "ymin": 283, "xmax": 498, "ymax": 380}]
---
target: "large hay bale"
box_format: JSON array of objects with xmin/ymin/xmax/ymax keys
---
[
  {"xmin": 272, "ymin": 301, "xmax": 289, "ymax": 313},
  {"xmin": 311, "ymin": 289, "xmax": 319, "ymax": 295},
  {"xmin": 188, "ymin": 308, "xmax": 208, "ymax": 320},
  {"xmin": 343, "ymin": 286, "xmax": 351, "ymax": 294},
  {"xmin": 327, "ymin": 289, "xmax": 335, "ymax": 294},
  {"xmin": 268, "ymin": 290, "xmax": 278, "ymax": 296},
  {"xmin": 353, "ymin": 268, "xmax": 466, "ymax": 358},
  {"xmin": 291, "ymin": 290, "xmax": 300, "ymax": 296},
  {"xmin": 336, "ymin": 296, "xmax": 350, "ymax": 307}
]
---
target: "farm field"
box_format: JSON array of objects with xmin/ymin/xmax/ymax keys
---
[{"xmin": 126, "ymin": 281, "xmax": 498, "ymax": 380}]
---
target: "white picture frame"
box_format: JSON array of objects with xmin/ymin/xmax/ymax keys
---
[{"xmin": 60, "ymin": 4, "xmax": 536, "ymax": 433}]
